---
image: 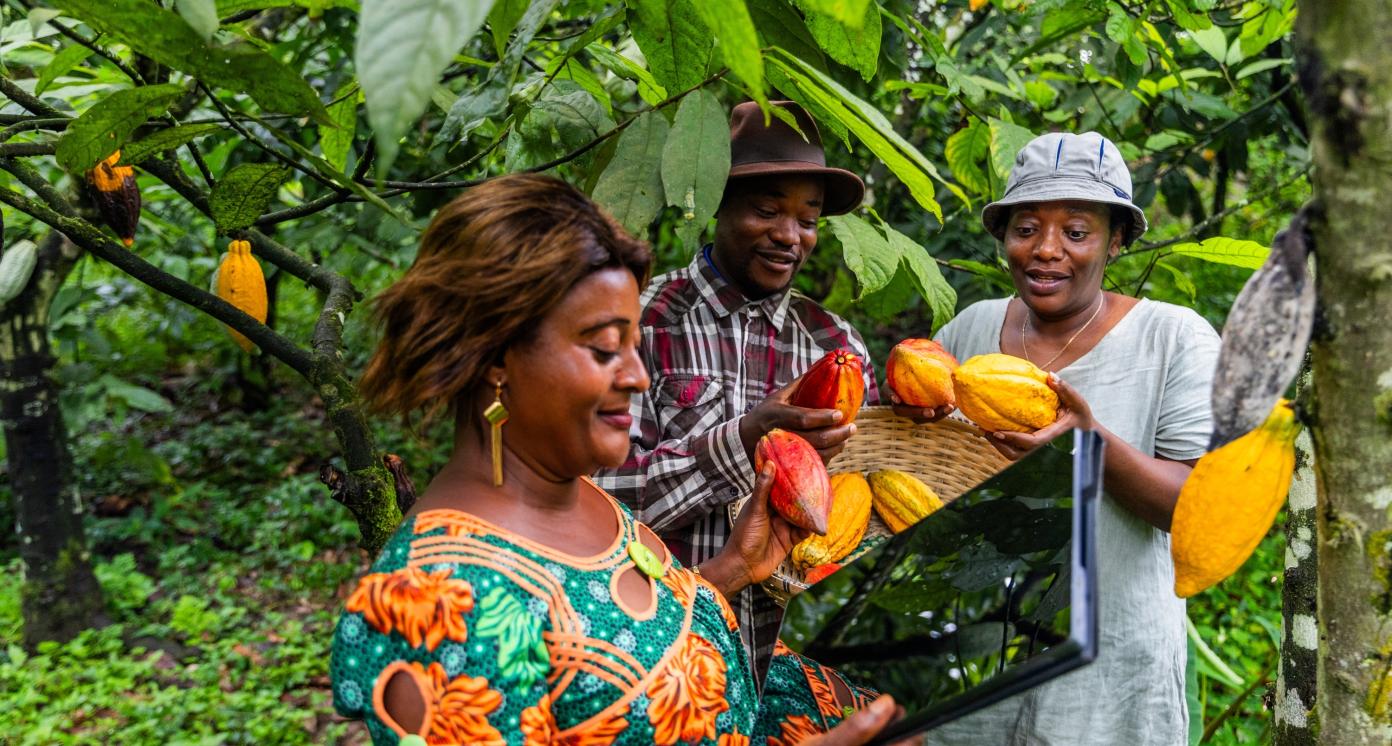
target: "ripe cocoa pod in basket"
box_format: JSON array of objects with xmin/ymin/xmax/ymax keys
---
[
  {"xmin": 869, "ymin": 469, "xmax": 944, "ymax": 534},
  {"xmin": 792, "ymin": 472, "xmax": 871, "ymax": 570},
  {"xmin": 886, "ymin": 338, "xmax": 959, "ymax": 408}
]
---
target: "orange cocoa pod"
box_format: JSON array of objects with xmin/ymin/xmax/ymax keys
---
[
  {"xmin": 803, "ymin": 562, "xmax": 841, "ymax": 584},
  {"xmin": 789, "ymin": 348, "xmax": 865, "ymax": 424},
  {"xmin": 952, "ymin": 353, "xmax": 1059, "ymax": 432},
  {"xmin": 755, "ymin": 429, "xmax": 833, "ymax": 535},
  {"xmin": 886, "ymin": 338, "xmax": 959, "ymax": 408},
  {"xmin": 86, "ymin": 151, "xmax": 140, "ymax": 247}
]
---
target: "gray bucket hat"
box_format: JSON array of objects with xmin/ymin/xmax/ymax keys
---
[{"xmin": 981, "ymin": 131, "xmax": 1148, "ymax": 245}]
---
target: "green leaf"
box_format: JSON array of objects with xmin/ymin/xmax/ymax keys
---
[
  {"xmin": 885, "ymin": 221, "xmax": 956, "ymax": 333},
  {"xmin": 1235, "ymin": 57, "xmax": 1289, "ymax": 81},
  {"xmin": 747, "ymin": 0, "xmax": 827, "ymax": 72},
  {"xmin": 586, "ymin": 44, "xmax": 668, "ymax": 106},
  {"xmin": 118, "ymin": 123, "xmax": 224, "ymax": 166},
  {"xmin": 945, "ymin": 120, "xmax": 990, "ymax": 198},
  {"xmin": 101, "ymin": 377, "xmax": 174, "ymax": 414},
  {"xmin": 487, "ymin": 0, "xmax": 529, "ymax": 57},
  {"xmin": 796, "ymin": 0, "xmax": 871, "ymax": 29},
  {"xmin": 1166, "ymin": 0, "xmax": 1211, "ymax": 31},
  {"xmin": 1154, "ymin": 259, "xmax": 1197, "ymax": 303},
  {"xmin": 55, "ymin": 83, "xmax": 186, "ymax": 173},
  {"xmin": 34, "ymin": 43, "xmax": 89, "ymax": 95},
  {"xmin": 209, "ymin": 163, "xmax": 291, "ymax": 233},
  {"xmin": 627, "ymin": 0, "xmax": 715, "ymax": 94},
  {"xmin": 439, "ymin": 0, "xmax": 559, "ymax": 145},
  {"xmin": 661, "ymin": 90, "xmax": 728, "ymax": 252},
  {"xmin": 802, "ymin": 0, "xmax": 881, "ymax": 81},
  {"xmin": 691, "ymin": 0, "xmax": 765, "ymax": 106},
  {"xmin": 1186, "ymin": 615, "xmax": 1244, "ymax": 688},
  {"xmin": 948, "ymin": 258, "xmax": 1014, "ymax": 293},
  {"xmin": 504, "ymin": 83, "xmax": 614, "ymax": 170},
  {"xmin": 1169, "ymin": 237, "xmax": 1270, "ymax": 269},
  {"xmin": 828, "ymin": 214, "xmax": 897, "ymax": 297},
  {"xmin": 592, "ymin": 112, "xmax": 669, "ymax": 237},
  {"xmin": 474, "ymin": 587, "xmax": 548, "ymax": 688},
  {"xmin": 50, "ymin": 0, "xmax": 329, "ymax": 121},
  {"xmin": 987, "ymin": 117, "xmax": 1034, "ymax": 191},
  {"xmin": 1189, "ymin": 25, "xmax": 1228, "ymax": 65},
  {"xmin": 767, "ymin": 50, "xmax": 942, "ymax": 222},
  {"xmin": 177, "ymin": 0, "xmax": 220, "ymax": 40},
  {"xmin": 356, "ymin": 0, "xmax": 493, "ymax": 175},
  {"xmin": 319, "ymin": 81, "xmax": 358, "ymax": 172}
]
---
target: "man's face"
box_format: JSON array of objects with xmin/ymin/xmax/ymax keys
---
[{"xmin": 711, "ymin": 174, "xmax": 825, "ymax": 300}]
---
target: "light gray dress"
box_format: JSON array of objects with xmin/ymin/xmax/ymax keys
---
[{"xmin": 926, "ymin": 297, "xmax": 1219, "ymax": 746}]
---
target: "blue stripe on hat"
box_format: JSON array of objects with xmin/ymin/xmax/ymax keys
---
[
  {"xmin": 1055, "ymin": 137, "xmax": 1064, "ymax": 171},
  {"xmin": 1098, "ymin": 140, "xmax": 1106, "ymax": 167}
]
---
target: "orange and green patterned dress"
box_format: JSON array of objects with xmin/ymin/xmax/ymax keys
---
[{"xmin": 330, "ymin": 482, "xmax": 872, "ymax": 745}]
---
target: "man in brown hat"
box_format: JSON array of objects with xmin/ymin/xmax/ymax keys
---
[{"xmin": 595, "ymin": 100, "xmax": 877, "ymax": 682}]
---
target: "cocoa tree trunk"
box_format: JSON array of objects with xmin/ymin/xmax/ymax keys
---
[
  {"xmin": 1275, "ymin": 431, "xmax": 1318, "ymax": 743},
  {"xmin": 1297, "ymin": 1, "xmax": 1392, "ymax": 740},
  {"xmin": 0, "ymin": 231, "xmax": 106, "ymax": 648}
]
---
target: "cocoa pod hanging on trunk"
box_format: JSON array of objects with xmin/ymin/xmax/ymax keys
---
[{"xmin": 85, "ymin": 151, "xmax": 141, "ymax": 247}]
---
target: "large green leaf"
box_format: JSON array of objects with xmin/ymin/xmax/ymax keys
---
[
  {"xmin": 176, "ymin": 0, "xmax": 220, "ymax": 40},
  {"xmin": 661, "ymin": 90, "xmax": 728, "ymax": 252},
  {"xmin": 209, "ymin": 163, "xmax": 291, "ymax": 233},
  {"xmin": 802, "ymin": 0, "xmax": 881, "ymax": 81},
  {"xmin": 319, "ymin": 81, "xmax": 358, "ymax": 173},
  {"xmin": 627, "ymin": 0, "xmax": 714, "ymax": 94},
  {"xmin": 797, "ymin": 0, "xmax": 871, "ymax": 29},
  {"xmin": 690, "ymin": 0, "xmax": 765, "ymax": 106},
  {"xmin": 487, "ymin": 0, "xmax": 529, "ymax": 57},
  {"xmin": 1168, "ymin": 237, "xmax": 1270, "ymax": 269},
  {"xmin": 118, "ymin": 123, "xmax": 224, "ymax": 166},
  {"xmin": 439, "ymin": 0, "xmax": 559, "ymax": 145},
  {"xmin": 34, "ymin": 43, "xmax": 89, "ymax": 95},
  {"xmin": 356, "ymin": 0, "xmax": 493, "ymax": 174},
  {"xmin": 767, "ymin": 50, "xmax": 943, "ymax": 221},
  {"xmin": 987, "ymin": 117, "xmax": 1035, "ymax": 192},
  {"xmin": 55, "ymin": 84, "xmax": 186, "ymax": 172},
  {"xmin": 504, "ymin": 84, "xmax": 614, "ymax": 171},
  {"xmin": 591, "ymin": 112, "xmax": 669, "ymax": 237},
  {"xmin": 586, "ymin": 44, "xmax": 668, "ymax": 106},
  {"xmin": 885, "ymin": 221, "xmax": 957, "ymax": 333},
  {"xmin": 747, "ymin": 0, "xmax": 827, "ymax": 73},
  {"xmin": 945, "ymin": 119, "xmax": 990, "ymax": 199},
  {"xmin": 50, "ymin": 0, "xmax": 328, "ymax": 122},
  {"xmin": 829, "ymin": 214, "xmax": 897, "ymax": 297}
]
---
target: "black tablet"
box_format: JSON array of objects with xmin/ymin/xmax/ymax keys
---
[{"xmin": 774, "ymin": 429, "xmax": 1104, "ymax": 745}]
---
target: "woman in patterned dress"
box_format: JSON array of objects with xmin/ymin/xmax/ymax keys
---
[{"xmin": 330, "ymin": 173, "xmax": 902, "ymax": 745}]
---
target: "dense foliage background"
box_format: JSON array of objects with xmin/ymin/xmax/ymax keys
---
[{"xmin": 0, "ymin": 0, "xmax": 1305, "ymax": 742}]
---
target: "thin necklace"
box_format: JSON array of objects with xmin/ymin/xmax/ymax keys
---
[{"xmin": 1020, "ymin": 294, "xmax": 1106, "ymax": 370}]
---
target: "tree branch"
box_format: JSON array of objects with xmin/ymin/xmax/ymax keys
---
[
  {"xmin": 51, "ymin": 21, "xmax": 145, "ymax": 84},
  {"xmin": 0, "ymin": 77, "xmax": 65, "ymax": 118},
  {"xmin": 0, "ymin": 173, "xmax": 314, "ymax": 376}
]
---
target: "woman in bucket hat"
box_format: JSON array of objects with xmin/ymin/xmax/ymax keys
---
[{"xmin": 921, "ymin": 132, "xmax": 1220, "ymax": 744}]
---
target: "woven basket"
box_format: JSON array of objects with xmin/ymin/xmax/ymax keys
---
[{"xmin": 730, "ymin": 406, "xmax": 1011, "ymax": 604}]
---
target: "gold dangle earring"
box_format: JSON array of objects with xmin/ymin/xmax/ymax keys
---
[{"xmin": 484, "ymin": 381, "xmax": 509, "ymax": 486}]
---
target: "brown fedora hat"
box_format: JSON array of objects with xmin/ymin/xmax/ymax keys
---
[{"xmin": 727, "ymin": 100, "xmax": 865, "ymax": 216}]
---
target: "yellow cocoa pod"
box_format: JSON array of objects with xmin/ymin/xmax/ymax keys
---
[
  {"xmin": 792, "ymin": 472, "xmax": 872, "ymax": 571},
  {"xmin": 1171, "ymin": 399, "xmax": 1300, "ymax": 598},
  {"xmin": 214, "ymin": 239, "xmax": 268, "ymax": 352},
  {"xmin": 868, "ymin": 470, "xmax": 944, "ymax": 534},
  {"xmin": 952, "ymin": 353, "xmax": 1059, "ymax": 432}
]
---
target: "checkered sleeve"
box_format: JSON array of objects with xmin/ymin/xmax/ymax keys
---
[{"xmin": 593, "ymin": 382, "xmax": 756, "ymax": 535}]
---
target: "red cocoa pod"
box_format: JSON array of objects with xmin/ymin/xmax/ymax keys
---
[
  {"xmin": 86, "ymin": 151, "xmax": 140, "ymax": 247},
  {"xmin": 803, "ymin": 562, "xmax": 841, "ymax": 584},
  {"xmin": 755, "ymin": 429, "xmax": 832, "ymax": 535},
  {"xmin": 789, "ymin": 348, "xmax": 865, "ymax": 424},
  {"xmin": 886, "ymin": 338, "xmax": 960, "ymax": 409}
]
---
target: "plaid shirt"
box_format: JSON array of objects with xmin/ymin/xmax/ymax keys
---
[{"xmin": 593, "ymin": 249, "xmax": 879, "ymax": 684}]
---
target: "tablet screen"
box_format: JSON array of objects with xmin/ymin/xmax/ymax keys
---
[{"xmin": 777, "ymin": 430, "xmax": 1101, "ymax": 742}]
